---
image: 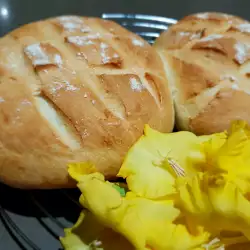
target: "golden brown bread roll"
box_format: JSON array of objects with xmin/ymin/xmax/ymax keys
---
[
  {"xmin": 0, "ymin": 16, "xmax": 174, "ymax": 189},
  {"xmin": 154, "ymin": 12, "xmax": 250, "ymax": 135}
]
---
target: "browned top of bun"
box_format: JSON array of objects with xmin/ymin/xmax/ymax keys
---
[
  {"xmin": 155, "ymin": 12, "xmax": 250, "ymax": 135},
  {"xmin": 0, "ymin": 16, "xmax": 174, "ymax": 189}
]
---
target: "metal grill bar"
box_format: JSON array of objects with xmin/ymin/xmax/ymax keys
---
[
  {"xmin": 102, "ymin": 13, "xmax": 177, "ymax": 24},
  {"xmin": 0, "ymin": 204, "xmax": 41, "ymax": 250},
  {"xmin": 29, "ymin": 194, "xmax": 66, "ymax": 229},
  {"xmin": 102, "ymin": 13, "xmax": 176, "ymax": 44},
  {"xmin": 137, "ymin": 32, "xmax": 161, "ymax": 38},
  {"xmin": 60, "ymin": 190, "xmax": 81, "ymax": 208},
  {"xmin": 120, "ymin": 21, "xmax": 169, "ymax": 30}
]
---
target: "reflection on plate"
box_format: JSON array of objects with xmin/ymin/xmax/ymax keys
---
[{"xmin": 0, "ymin": 183, "xmax": 81, "ymax": 250}]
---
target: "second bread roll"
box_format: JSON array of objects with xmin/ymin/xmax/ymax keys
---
[{"xmin": 155, "ymin": 12, "xmax": 250, "ymax": 135}]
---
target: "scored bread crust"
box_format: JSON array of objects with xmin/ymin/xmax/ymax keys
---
[
  {"xmin": 0, "ymin": 16, "xmax": 174, "ymax": 189},
  {"xmin": 154, "ymin": 12, "xmax": 250, "ymax": 135}
]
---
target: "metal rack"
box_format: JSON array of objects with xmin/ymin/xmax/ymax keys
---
[{"xmin": 0, "ymin": 13, "xmax": 176, "ymax": 250}]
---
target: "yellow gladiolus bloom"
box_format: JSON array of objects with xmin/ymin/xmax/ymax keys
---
[
  {"xmin": 177, "ymin": 121, "xmax": 250, "ymax": 244},
  {"xmin": 61, "ymin": 120, "xmax": 250, "ymax": 250},
  {"xmin": 63, "ymin": 165, "xmax": 211, "ymax": 250}
]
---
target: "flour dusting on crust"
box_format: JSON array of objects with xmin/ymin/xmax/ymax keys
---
[
  {"xmin": 24, "ymin": 44, "xmax": 50, "ymax": 66},
  {"xmin": 67, "ymin": 36, "xmax": 95, "ymax": 46},
  {"xmin": 235, "ymin": 23, "xmax": 250, "ymax": 33},
  {"xmin": 200, "ymin": 34, "xmax": 223, "ymax": 42},
  {"xmin": 130, "ymin": 77, "xmax": 145, "ymax": 92},
  {"xmin": 24, "ymin": 43, "xmax": 63, "ymax": 67},
  {"xmin": 58, "ymin": 16, "xmax": 91, "ymax": 32},
  {"xmin": 234, "ymin": 42, "xmax": 250, "ymax": 64}
]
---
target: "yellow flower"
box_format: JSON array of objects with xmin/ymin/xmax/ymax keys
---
[
  {"xmin": 118, "ymin": 125, "xmax": 206, "ymax": 199},
  {"xmin": 177, "ymin": 121, "xmax": 250, "ymax": 242},
  {"xmin": 66, "ymin": 165, "xmax": 210, "ymax": 250},
  {"xmin": 62, "ymin": 121, "xmax": 250, "ymax": 250}
]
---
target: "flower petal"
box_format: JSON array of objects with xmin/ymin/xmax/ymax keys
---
[
  {"xmin": 68, "ymin": 162, "xmax": 97, "ymax": 182},
  {"xmin": 118, "ymin": 125, "xmax": 206, "ymax": 199},
  {"xmin": 178, "ymin": 173, "xmax": 250, "ymax": 241},
  {"xmin": 60, "ymin": 211, "xmax": 135, "ymax": 250}
]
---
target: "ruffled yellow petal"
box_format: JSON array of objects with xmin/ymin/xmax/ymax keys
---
[
  {"xmin": 73, "ymin": 170, "xmax": 210, "ymax": 250},
  {"xmin": 175, "ymin": 121, "xmax": 250, "ymax": 242},
  {"xmin": 202, "ymin": 120, "xmax": 250, "ymax": 180},
  {"xmin": 60, "ymin": 211, "xmax": 135, "ymax": 250},
  {"xmin": 201, "ymin": 133, "xmax": 227, "ymax": 170},
  {"xmin": 198, "ymin": 131, "xmax": 227, "ymax": 145},
  {"xmin": 118, "ymin": 125, "xmax": 206, "ymax": 199},
  {"xmin": 228, "ymin": 120, "xmax": 250, "ymax": 136},
  {"xmin": 77, "ymin": 173, "xmax": 123, "ymax": 221},
  {"xmin": 177, "ymin": 173, "xmax": 213, "ymax": 215},
  {"xmin": 177, "ymin": 173, "xmax": 250, "ymax": 241},
  {"xmin": 215, "ymin": 129, "xmax": 250, "ymax": 174},
  {"xmin": 68, "ymin": 162, "xmax": 97, "ymax": 182}
]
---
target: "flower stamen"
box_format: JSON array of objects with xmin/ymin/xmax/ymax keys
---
[
  {"xmin": 202, "ymin": 238, "xmax": 225, "ymax": 250},
  {"xmin": 167, "ymin": 158, "xmax": 186, "ymax": 177}
]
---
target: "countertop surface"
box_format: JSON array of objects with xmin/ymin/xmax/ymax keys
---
[{"xmin": 0, "ymin": 0, "xmax": 249, "ymax": 249}]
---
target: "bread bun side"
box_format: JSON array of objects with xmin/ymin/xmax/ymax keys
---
[
  {"xmin": 0, "ymin": 16, "xmax": 174, "ymax": 189},
  {"xmin": 155, "ymin": 12, "xmax": 250, "ymax": 135}
]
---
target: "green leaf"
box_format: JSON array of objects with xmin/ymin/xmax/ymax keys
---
[{"xmin": 112, "ymin": 184, "xmax": 126, "ymax": 197}]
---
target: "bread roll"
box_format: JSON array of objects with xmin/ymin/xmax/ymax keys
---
[
  {"xmin": 0, "ymin": 16, "xmax": 174, "ymax": 189},
  {"xmin": 155, "ymin": 12, "xmax": 250, "ymax": 135}
]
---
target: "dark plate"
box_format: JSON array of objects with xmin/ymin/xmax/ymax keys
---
[{"xmin": 0, "ymin": 0, "xmax": 248, "ymax": 249}]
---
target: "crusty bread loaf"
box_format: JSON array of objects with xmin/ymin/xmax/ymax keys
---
[
  {"xmin": 0, "ymin": 16, "xmax": 174, "ymax": 189},
  {"xmin": 154, "ymin": 12, "xmax": 250, "ymax": 135}
]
